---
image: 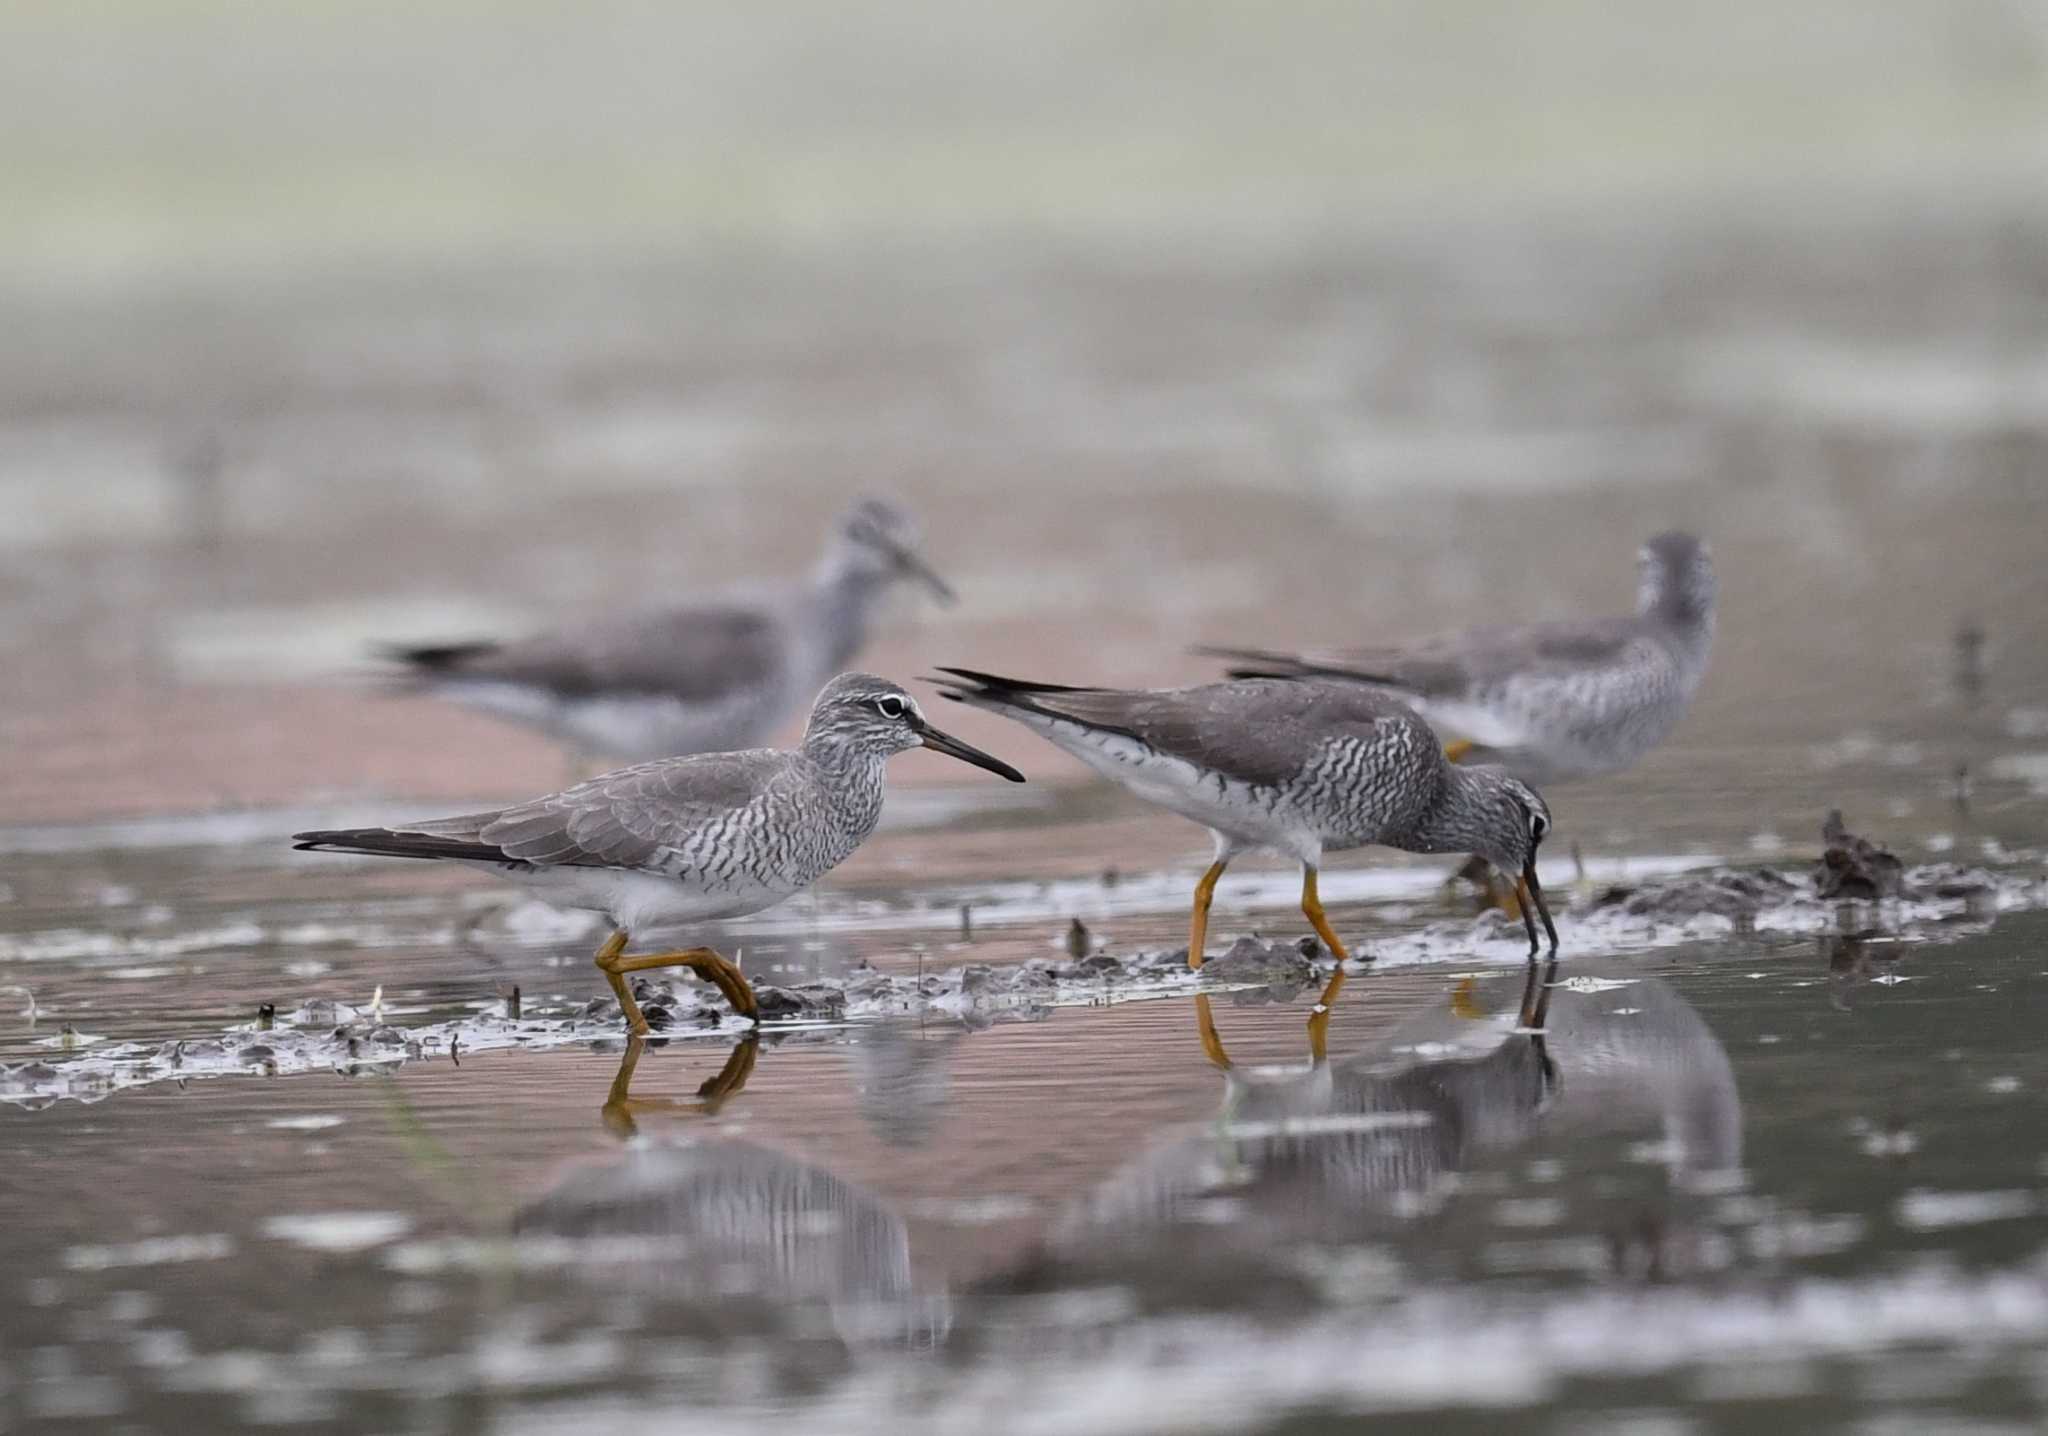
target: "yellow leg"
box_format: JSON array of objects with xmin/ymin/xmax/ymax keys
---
[
  {"xmin": 1187, "ymin": 858, "xmax": 1228, "ymax": 970},
  {"xmin": 1451, "ymin": 864, "xmax": 1525, "ymax": 919},
  {"xmin": 1188, "ymin": 859, "xmax": 1234, "ymax": 1064},
  {"xmin": 601, "ymin": 1034, "xmax": 759, "ymax": 1138},
  {"xmin": 593, "ymin": 930, "xmax": 635, "ymax": 1028},
  {"xmin": 1301, "ymin": 866, "xmax": 1353, "ymax": 1062},
  {"xmin": 1300, "ymin": 866, "xmax": 1350, "ymax": 963},
  {"xmin": 593, "ymin": 930, "xmax": 758, "ymax": 1035},
  {"xmin": 1443, "ymin": 739, "xmax": 1476, "ymax": 763},
  {"xmin": 1492, "ymin": 872, "xmax": 1529, "ymax": 920}
]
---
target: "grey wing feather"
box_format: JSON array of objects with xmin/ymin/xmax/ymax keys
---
[
  {"xmin": 1002, "ymin": 678, "xmax": 1418, "ymax": 787},
  {"xmin": 1219, "ymin": 617, "xmax": 1647, "ymax": 700},
  {"xmin": 404, "ymin": 601, "xmax": 785, "ymax": 702},
  {"xmin": 406, "ymin": 751, "xmax": 790, "ymax": 869}
]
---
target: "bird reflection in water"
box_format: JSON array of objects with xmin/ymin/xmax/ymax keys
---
[
  {"xmin": 516, "ymin": 1035, "xmax": 951, "ymax": 1351},
  {"xmin": 846, "ymin": 1021, "xmax": 965, "ymax": 1149},
  {"xmin": 998, "ymin": 967, "xmax": 1739, "ymax": 1303}
]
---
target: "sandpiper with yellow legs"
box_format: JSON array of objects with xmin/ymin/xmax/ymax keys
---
[
  {"xmin": 1206, "ymin": 532, "xmax": 1714, "ymax": 913},
  {"xmin": 933, "ymin": 669, "xmax": 1559, "ymax": 1058},
  {"xmin": 1202, "ymin": 533, "xmax": 1716, "ymax": 785},
  {"xmin": 380, "ymin": 497, "xmax": 957, "ymax": 764},
  {"xmin": 296, "ymin": 673, "xmax": 1025, "ymax": 1033}
]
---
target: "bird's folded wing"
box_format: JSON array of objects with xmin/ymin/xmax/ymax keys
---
[
  {"xmin": 409, "ymin": 750, "xmax": 790, "ymax": 869},
  {"xmin": 955, "ymin": 674, "xmax": 1414, "ymax": 788},
  {"xmin": 1216, "ymin": 618, "xmax": 1646, "ymax": 700},
  {"xmin": 395, "ymin": 603, "xmax": 782, "ymax": 701}
]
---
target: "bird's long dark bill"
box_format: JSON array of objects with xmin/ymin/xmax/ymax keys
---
[
  {"xmin": 899, "ymin": 550, "xmax": 957, "ymax": 605},
  {"xmin": 917, "ymin": 721, "xmax": 1025, "ymax": 781},
  {"xmin": 1522, "ymin": 861, "xmax": 1561, "ymax": 956}
]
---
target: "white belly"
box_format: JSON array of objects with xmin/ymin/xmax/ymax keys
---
[
  {"xmin": 463, "ymin": 860, "xmax": 802, "ymax": 935},
  {"xmin": 437, "ymin": 679, "xmax": 776, "ymax": 761},
  {"xmin": 1406, "ymin": 696, "xmax": 1531, "ymax": 751},
  {"xmin": 1041, "ymin": 724, "xmax": 1319, "ymax": 864}
]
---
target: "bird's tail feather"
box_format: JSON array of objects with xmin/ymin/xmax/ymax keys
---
[
  {"xmin": 929, "ymin": 666, "xmax": 1097, "ymax": 696},
  {"xmin": 292, "ymin": 827, "xmax": 509, "ymax": 862},
  {"xmin": 373, "ymin": 640, "xmax": 501, "ymax": 674},
  {"xmin": 1193, "ymin": 644, "xmax": 1402, "ymax": 687},
  {"xmin": 927, "ymin": 667, "xmax": 1104, "ymax": 725}
]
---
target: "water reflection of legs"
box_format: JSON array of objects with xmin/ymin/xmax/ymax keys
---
[
  {"xmin": 601, "ymin": 1033, "xmax": 759, "ymax": 1138},
  {"xmin": 1300, "ymin": 866, "xmax": 1352, "ymax": 1062},
  {"xmin": 1194, "ymin": 864, "xmax": 1356, "ymax": 1070},
  {"xmin": 1516, "ymin": 953, "xmax": 1563, "ymax": 1096},
  {"xmin": 1194, "ymin": 994, "xmax": 1233, "ymax": 1070}
]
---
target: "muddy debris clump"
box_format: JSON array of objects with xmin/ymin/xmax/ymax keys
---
[
  {"xmin": 1815, "ymin": 810, "xmax": 1906, "ymax": 900},
  {"xmin": 1195, "ymin": 936, "xmax": 1323, "ymax": 990},
  {"xmin": 1593, "ymin": 868, "xmax": 1802, "ymax": 920},
  {"xmin": 1595, "ymin": 811, "xmax": 2014, "ymax": 922}
]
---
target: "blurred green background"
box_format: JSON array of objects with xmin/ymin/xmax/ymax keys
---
[{"xmin": 6, "ymin": 0, "xmax": 2046, "ymax": 278}]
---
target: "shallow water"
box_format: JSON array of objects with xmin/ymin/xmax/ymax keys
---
[
  {"xmin": 5, "ymin": 200, "xmax": 2048, "ymax": 1430},
  {"xmin": 5, "ymin": 795, "xmax": 2048, "ymax": 1432}
]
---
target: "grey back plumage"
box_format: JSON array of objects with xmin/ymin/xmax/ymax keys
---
[
  {"xmin": 395, "ymin": 603, "xmax": 781, "ymax": 703},
  {"xmin": 407, "ymin": 749, "xmax": 811, "ymax": 872},
  {"xmin": 940, "ymin": 672, "xmax": 1432, "ymax": 789},
  {"xmin": 383, "ymin": 497, "xmax": 950, "ymax": 760},
  {"xmin": 935, "ymin": 668, "xmax": 1546, "ymax": 874},
  {"xmin": 296, "ymin": 675, "xmax": 947, "ymax": 902},
  {"xmin": 1201, "ymin": 531, "xmax": 1716, "ymax": 782}
]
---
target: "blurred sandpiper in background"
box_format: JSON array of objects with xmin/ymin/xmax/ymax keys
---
[
  {"xmin": 4, "ymin": 1, "xmax": 2045, "ymax": 831},
  {"xmin": 3, "ymin": 4, "xmax": 2048, "ymax": 1433}
]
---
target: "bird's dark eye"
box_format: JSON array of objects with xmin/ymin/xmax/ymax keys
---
[
  {"xmin": 873, "ymin": 696, "xmax": 907, "ymax": 720},
  {"xmin": 1530, "ymin": 812, "xmax": 1549, "ymax": 843}
]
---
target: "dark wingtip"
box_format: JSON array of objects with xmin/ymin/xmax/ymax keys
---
[
  {"xmin": 373, "ymin": 639, "xmax": 498, "ymax": 672},
  {"xmin": 927, "ymin": 666, "xmax": 1094, "ymax": 694},
  {"xmin": 929, "ymin": 666, "xmax": 1010, "ymax": 688},
  {"xmin": 292, "ymin": 828, "xmax": 370, "ymax": 853},
  {"xmin": 1191, "ymin": 644, "xmax": 1323, "ymax": 682}
]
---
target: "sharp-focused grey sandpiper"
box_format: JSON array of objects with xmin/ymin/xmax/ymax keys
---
[
  {"xmin": 382, "ymin": 497, "xmax": 956, "ymax": 762},
  {"xmin": 933, "ymin": 668, "xmax": 1557, "ymax": 1057},
  {"xmin": 294, "ymin": 674, "xmax": 1025, "ymax": 1034},
  {"xmin": 1202, "ymin": 531, "xmax": 1716, "ymax": 785}
]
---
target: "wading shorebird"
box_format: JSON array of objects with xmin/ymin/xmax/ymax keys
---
[
  {"xmin": 933, "ymin": 669, "xmax": 1557, "ymax": 1057},
  {"xmin": 294, "ymin": 674, "xmax": 1024, "ymax": 1034},
  {"xmin": 1200, "ymin": 532, "xmax": 1716, "ymax": 785},
  {"xmin": 381, "ymin": 497, "xmax": 956, "ymax": 762}
]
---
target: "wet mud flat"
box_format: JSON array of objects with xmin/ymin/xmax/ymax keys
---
[
  {"xmin": 2, "ymin": 201, "xmax": 2047, "ymax": 1430},
  {"xmin": 4, "ymin": 818, "xmax": 2044, "ymax": 1108},
  {"xmin": 2, "ymin": 912, "xmax": 2047, "ymax": 1433},
  {"xmin": 4, "ymin": 797, "xmax": 2048, "ymax": 1431}
]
